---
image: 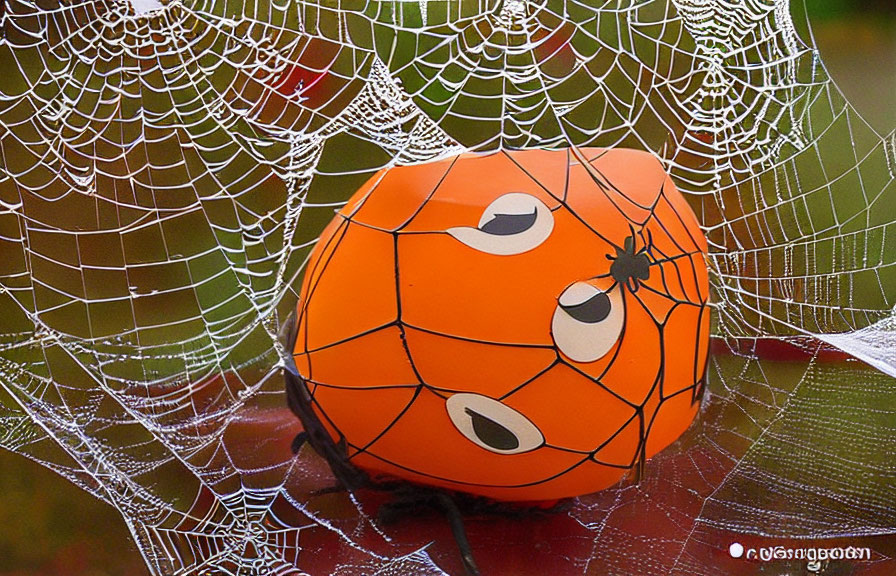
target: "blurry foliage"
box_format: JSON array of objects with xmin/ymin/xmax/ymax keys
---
[
  {"xmin": 0, "ymin": 450, "xmax": 144, "ymax": 576},
  {"xmin": 809, "ymin": 0, "xmax": 895, "ymax": 20}
]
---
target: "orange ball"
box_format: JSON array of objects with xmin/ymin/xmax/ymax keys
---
[{"xmin": 288, "ymin": 148, "xmax": 710, "ymax": 502}]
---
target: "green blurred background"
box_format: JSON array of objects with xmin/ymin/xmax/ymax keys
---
[
  {"xmin": 0, "ymin": 1, "xmax": 893, "ymax": 575},
  {"xmin": 807, "ymin": 0, "xmax": 895, "ymax": 135}
]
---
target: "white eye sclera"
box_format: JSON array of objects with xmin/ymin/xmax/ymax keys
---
[
  {"xmin": 446, "ymin": 393, "xmax": 544, "ymax": 455},
  {"xmin": 552, "ymin": 282, "xmax": 625, "ymax": 363},
  {"xmin": 447, "ymin": 192, "xmax": 554, "ymax": 256}
]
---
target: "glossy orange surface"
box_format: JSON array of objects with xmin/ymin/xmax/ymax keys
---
[{"xmin": 292, "ymin": 148, "xmax": 710, "ymax": 501}]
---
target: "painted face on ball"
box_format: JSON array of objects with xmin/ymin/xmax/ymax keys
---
[{"xmin": 291, "ymin": 147, "xmax": 710, "ymax": 502}]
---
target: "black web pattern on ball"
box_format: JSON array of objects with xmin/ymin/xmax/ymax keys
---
[{"xmin": 288, "ymin": 148, "xmax": 710, "ymax": 491}]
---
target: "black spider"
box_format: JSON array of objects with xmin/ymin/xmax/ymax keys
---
[{"xmin": 607, "ymin": 227, "xmax": 653, "ymax": 292}]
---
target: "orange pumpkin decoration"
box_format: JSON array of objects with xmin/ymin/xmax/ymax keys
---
[{"xmin": 286, "ymin": 147, "xmax": 710, "ymax": 503}]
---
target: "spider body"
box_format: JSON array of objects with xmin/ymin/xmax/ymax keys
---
[{"xmin": 286, "ymin": 148, "xmax": 710, "ymax": 503}]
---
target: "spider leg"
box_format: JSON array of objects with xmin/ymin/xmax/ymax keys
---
[
  {"xmin": 376, "ymin": 487, "xmax": 438, "ymax": 524},
  {"xmin": 435, "ymin": 493, "xmax": 481, "ymax": 576},
  {"xmin": 310, "ymin": 484, "xmax": 349, "ymax": 497},
  {"xmin": 291, "ymin": 431, "xmax": 309, "ymax": 455},
  {"xmin": 375, "ymin": 488, "xmax": 481, "ymax": 576}
]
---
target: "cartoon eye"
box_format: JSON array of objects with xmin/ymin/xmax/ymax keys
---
[
  {"xmin": 551, "ymin": 282, "xmax": 625, "ymax": 363},
  {"xmin": 446, "ymin": 393, "xmax": 544, "ymax": 455},
  {"xmin": 447, "ymin": 192, "xmax": 554, "ymax": 255}
]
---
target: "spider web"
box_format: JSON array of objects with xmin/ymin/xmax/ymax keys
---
[{"xmin": 0, "ymin": 0, "xmax": 893, "ymax": 574}]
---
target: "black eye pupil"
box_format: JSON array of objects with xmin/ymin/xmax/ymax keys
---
[
  {"xmin": 560, "ymin": 292, "xmax": 611, "ymax": 324},
  {"xmin": 479, "ymin": 207, "xmax": 538, "ymax": 236},
  {"xmin": 465, "ymin": 408, "xmax": 520, "ymax": 451}
]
